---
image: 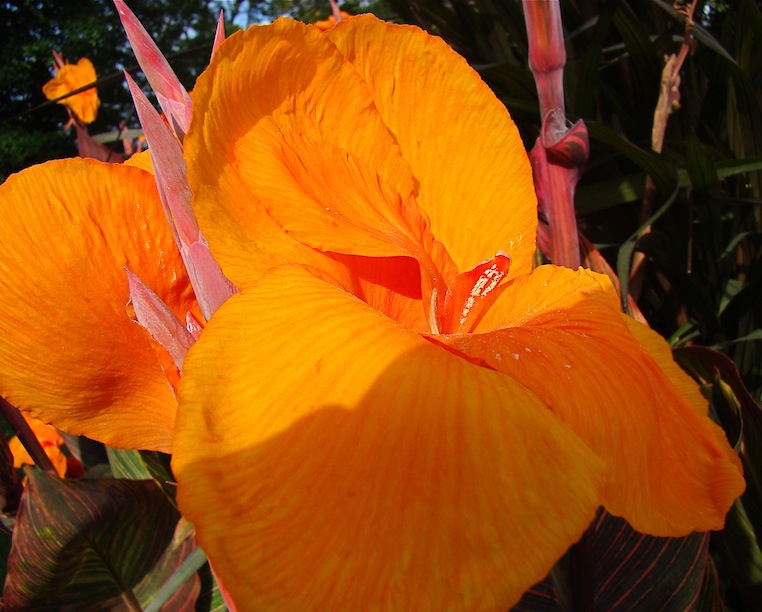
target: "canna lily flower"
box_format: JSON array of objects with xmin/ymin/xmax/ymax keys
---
[
  {"xmin": 42, "ymin": 55, "xmax": 100, "ymax": 125},
  {"xmin": 171, "ymin": 15, "xmax": 745, "ymax": 609},
  {"xmin": 0, "ymin": 158, "xmax": 201, "ymax": 452}
]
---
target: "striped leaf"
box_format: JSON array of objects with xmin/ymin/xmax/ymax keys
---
[
  {"xmin": 514, "ymin": 509, "xmax": 711, "ymax": 610},
  {"xmin": 4, "ymin": 468, "xmax": 184, "ymax": 609}
]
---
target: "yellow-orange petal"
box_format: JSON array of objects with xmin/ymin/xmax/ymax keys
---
[
  {"xmin": 0, "ymin": 159, "xmax": 197, "ymax": 452},
  {"xmin": 42, "ymin": 58, "xmax": 100, "ymax": 124},
  {"xmin": 326, "ymin": 16, "xmax": 537, "ymax": 278},
  {"xmin": 186, "ymin": 18, "xmax": 456, "ymax": 294},
  {"xmin": 174, "ymin": 265, "xmax": 604, "ymax": 610},
  {"xmin": 437, "ymin": 265, "xmax": 745, "ymax": 535}
]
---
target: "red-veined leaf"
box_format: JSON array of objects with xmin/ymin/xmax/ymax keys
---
[
  {"xmin": 4, "ymin": 469, "xmax": 184, "ymax": 609},
  {"xmin": 514, "ymin": 509, "xmax": 711, "ymax": 610}
]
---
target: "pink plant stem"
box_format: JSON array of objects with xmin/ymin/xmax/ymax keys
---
[
  {"xmin": 524, "ymin": 0, "xmax": 566, "ymax": 129},
  {"xmin": 329, "ymin": 0, "xmax": 343, "ymax": 22},
  {"xmin": 522, "ymin": 0, "xmax": 584, "ymax": 270}
]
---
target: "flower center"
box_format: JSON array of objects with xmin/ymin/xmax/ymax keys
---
[{"xmin": 430, "ymin": 252, "xmax": 511, "ymax": 334}]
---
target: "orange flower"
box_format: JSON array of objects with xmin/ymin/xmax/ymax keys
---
[
  {"xmin": 42, "ymin": 56, "xmax": 100, "ymax": 124},
  {"xmin": 171, "ymin": 16, "xmax": 745, "ymax": 609},
  {"xmin": 0, "ymin": 159, "xmax": 199, "ymax": 452},
  {"xmin": 8, "ymin": 415, "xmax": 68, "ymax": 478}
]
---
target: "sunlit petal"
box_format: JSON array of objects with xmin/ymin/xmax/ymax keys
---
[
  {"xmin": 186, "ymin": 18, "xmax": 456, "ymax": 295},
  {"xmin": 327, "ymin": 16, "xmax": 537, "ymax": 277},
  {"xmin": 174, "ymin": 265, "xmax": 604, "ymax": 610},
  {"xmin": 0, "ymin": 159, "xmax": 197, "ymax": 451}
]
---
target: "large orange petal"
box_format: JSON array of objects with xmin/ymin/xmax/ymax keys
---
[
  {"xmin": 185, "ymin": 18, "xmax": 455, "ymax": 294},
  {"xmin": 0, "ymin": 159, "xmax": 196, "ymax": 451},
  {"xmin": 327, "ymin": 16, "xmax": 537, "ymax": 278},
  {"xmin": 174, "ymin": 265, "xmax": 604, "ymax": 610},
  {"xmin": 437, "ymin": 265, "xmax": 744, "ymax": 535}
]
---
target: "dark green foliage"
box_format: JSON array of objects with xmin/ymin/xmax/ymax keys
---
[
  {"xmin": 233, "ymin": 0, "xmax": 396, "ymax": 24},
  {"xmin": 0, "ymin": 0, "xmax": 222, "ymax": 180}
]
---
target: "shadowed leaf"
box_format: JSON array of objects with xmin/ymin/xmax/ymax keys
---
[
  {"xmin": 0, "ymin": 435, "xmax": 20, "ymax": 514},
  {"xmin": 4, "ymin": 469, "xmax": 180, "ymax": 609},
  {"xmin": 674, "ymin": 346, "xmax": 762, "ymax": 609},
  {"xmin": 108, "ymin": 447, "xmax": 176, "ymax": 504},
  {"xmin": 139, "ymin": 518, "xmax": 201, "ymax": 611},
  {"xmin": 515, "ymin": 510, "xmax": 711, "ymax": 610},
  {"xmin": 587, "ymin": 121, "xmax": 677, "ymax": 196},
  {"xmin": 195, "ymin": 560, "xmax": 230, "ymax": 612}
]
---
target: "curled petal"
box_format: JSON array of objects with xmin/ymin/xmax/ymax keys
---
[
  {"xmin": 186, "ymin": 18, "xmax": 456, "ymax": 299},
  {"xmin": 327, "ymin": 16, "xmax": 537, "ymax": 277},
  {"xmin": 326, "ymin": 253, "xmax": 429, "ymax": 333},
  {"xmin": 174, "ymin": 265, "xmax": 604, "ymax": 610}
]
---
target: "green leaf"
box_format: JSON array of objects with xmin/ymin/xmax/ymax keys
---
[
  {"xmin": 713, "ymin": 499, "xmax": 762, "ymax": 608},
  {"xmin": 685, "ymin": 133, "xmax": 721, "ymax": 194},
  {"xmin": 571, "ymin": 1, "xmax": 616, "ymax": 119},
  {"xmin": 145, "ymin": 546, "xmax": 206, "ymax": 612},
  {"xmin": 632, "ymin": 231, "xmax": 721, "ymax": 337},
  {"xmin": 196, "ymin": 558, "xmax": 230, "ymax": 612},
  {"xmin": 716, "ymin": 156, "xmax": 762, "ymax": 178},
  {"xmin": 648, "ymin": 0, "xmax": 736, "ymax": 64},
  {"xmin": 610, "ymin": 2, "xmax": 662, "ymax": 134},
  {"xmin": 4, "ymin": 469, "xmax": 180, "ymax": 609},
  {"xmin": 576, "ymin": 173, "xmax": 645, "ymax": 214},
  {"xmin": 714, "ymin": 328, "xmax": 762, "ymax": 349},
  {"xmin": 139, "ymin": 518, "xmax": 201, "ymax": 611},
  {"xmin": 616, "ymin": 193, "xmax": 681, "ymax": 313},
  {"xmin": 107, "ymin": 447, "xmax": 153, "ymax": 480},
  {"xmin": 108, "ymin": 447, "xmax": 177, "ymax": 504},
  {"xmin": 586, "ymin": 121, "xmax": 678, "ymax": 197}
]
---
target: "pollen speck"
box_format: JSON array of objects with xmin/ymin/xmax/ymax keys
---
[{"xmin": 513, "ymin": 353, "xmax": 520, "ymax": 360}]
